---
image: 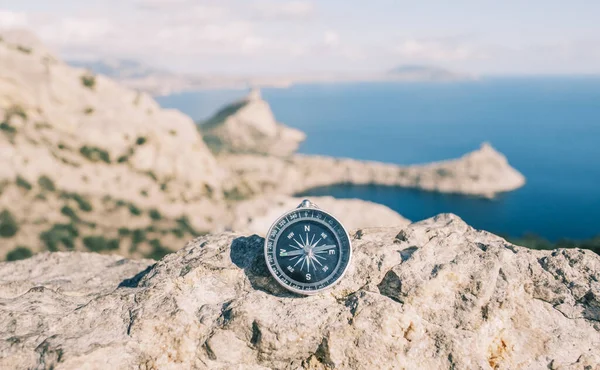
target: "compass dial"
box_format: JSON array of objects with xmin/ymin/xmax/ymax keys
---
[{"xmin": 264, "ymin": 207, "xmax": 351, "ymax": 295}]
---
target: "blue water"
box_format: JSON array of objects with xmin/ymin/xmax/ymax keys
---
[{"xmin": 156, "ymin": 77, "xmax": 600, "ymax": 241}]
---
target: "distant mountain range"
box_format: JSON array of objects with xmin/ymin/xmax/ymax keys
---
[
  {"xmin": 67, "ymin": 59, "xmax": 472, "ymax": 95},
  {"xmin": 387, "ymin": 65, "xmax": 469, "ymax": 81}
]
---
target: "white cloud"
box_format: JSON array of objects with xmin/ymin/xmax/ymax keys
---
[
  {"xmin": 134, "ymin": 0, "xmax": 190, "ymax": 10},
  {"xmin": 252, "ymin": 1, "xmax": 314, "ymax": 20},
  {"xmin": 0, "ymin": 10, "xmax": 29, "ymax": 28},
  {"xmin": 324, "ymin": 31, "xmax": 340, "ymax": 47}
]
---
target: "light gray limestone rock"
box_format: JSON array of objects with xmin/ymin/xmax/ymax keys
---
[
  {"xmin": 1, "ymin": 214, "xmax": 598, "ymax": 369},
  {"xmin": 200, "ymin": 89, "xmax": 305, "ymax": 157}
]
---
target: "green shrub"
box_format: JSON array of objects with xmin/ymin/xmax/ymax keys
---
[
  {"xmin": 145, "ymin": 171, "xmax": 158, "ymax": 182},
  {"xmin": 0, "ymin": 122, "xmax": 16, "ymax": 135},
  {"xmin": 171, "ymin": 227, "xmax": 185, "ymax": 239},
  {"xmin": 118, "ymin": 227, "xmax": 130, "ymax": 236},
  {"xmin": 509, "ymin": 234, "xmax": 600, "ymax": 255},
  {"xmin": 224, "ymin": 187, "xmax": 247, "ymax": 201},
  {"xmin": 136, "ymin": 136, "xmax": 147, "ymax": 145},
  {"xmin": 436, "ymin": 168, "xmax": 452, "ymax": 177},
  {"xmin": 0, "ymin": 210, "xmax": 19, "ymax": 238},
  {"xmin": 79, "ymin": 146, "xmax": 110, "ymax": 164},
  {"xmin": 38, "ymin": 175, "xmax": 56, "ymax": 192},
  {"xmin": 128, "ymin": 203, "xmax": 142, "ymax": 216},
  {"xmin": 60, "ymin": 205, "xmax": 78, "ymax": 220},
  {"xmin": 84, "ymin": 107, "xmax": 95, "ymax": 115},
  {"xmin": 6, "ymin": 105, "xmax": 27, "ymax": 120},
  {"xmin": 175, "ymin": 216, "xmax": 207, "ymax": 237},
  {"xmin": 131, "ymin": 229, "xmax": 146, "ymax": 246},
  {"xmin": 146, "ymin": 239, "xmax": 170, "ymax": 260},
  {"xmin": 16, "ymin": 45, "xmax": 32, "ymax": 54},
  {"xmin": 149, "ymin": 209, "xmax": 162, "ymax": 221},
  {"xmin": 61, "ymin": 192, "xmax": 93, "ymax": 212},
  {"xmin": 40, "ymin": 223, "xmax": 78, "ymax": 251},
  {"xmin": 6, "ymin": 246, "xmax": 33, "ymax": 261},
  {"xmin": 83, "ymin": 236, "xmax": 119, "ymax": 252},
  {"xmin": 81, "ymin": 74, "xmax": 96, "ymax": 89},
  {"xmin": 16, "ymin": 176, "xmax": 32, "ymax": 191},
  {"xmin": 117, "ymin": 155, "xmax": 129, "ymax": 163}
]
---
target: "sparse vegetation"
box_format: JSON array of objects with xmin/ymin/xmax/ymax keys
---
[
  {"xmin": 140, "ymin": 190, "xmax": 149, "ymax": 197},
  {"xmin": 224, "ymin": 187, "xmax": 247, "ymax": 201},
  {"xmin": 38, "ymin": 175, "xmax": 56, "ymax": 192},
  {"xmin": 128, "ymin": 203, "xmax": 142, "ymax": 216},
  {"xmin": 171, "ymin": 227, "xmax": 185, "ymax": 239},
  {"xmin": 131, "ymin": 229, "xmax": 146, "ymax": 245},
  {"xmin": 79, "ymin": 146, "xmax": 111, "ymax": 164},
  {"xmin": 16, "ymin": 45, "xmax": 32, "ymax": 54},
  {"xmin": 6, "ymin": 105, "xmax": 27, "ymax": 120},
  {"xmin": 60, "ymin": 205, "xmax": 78, "ymax": 220},
  {"xmin": 149, "ymin": 209, "xmax": 162, "ymax": 221},
  {"xmin": 175, "ymin": 216, "xmax": 206, "ymax": 237},
  {"xmin": 16, "ymin": 176, "xmax": 32, "ymax": 191},
  {"xmin": 146, "ymin": 239, "xmax": 170, "ymax": 260},
  {"xmin": 508, "ymin": 233, "xmax": 600, "ymax": 255},
  {"xmin": 40, "ymin": 223, "xmax": 78, "ymax": 251},
  {"xmin": 83, "ymin": 236, "xmax": 119, "ymax": 252},
  {"xmin": 145, "ymin": 171, "xmax": 158, "ymax": 182},
  {"xmin": 81, "ymin": 74, "xmax": 96, "ymax": 89},
  {"xmin": 6, "ymin": 246, "xmax": 33, "ymax": 261},
  {"xmin": 0, "ymin": 210, "xmax": 19, "ymax": 238},
  {"xmin": 60, "ymin": 192, "xmax": 93, "ymax": 212},
  {"xmin": 0, "ymin": 122, "xmax": 16, "ymax": 136},
  {"xmin": 436, "ymin": 168, "xmax": 452, "ymax": 177},
  {"xmin": 84, "ymin": 107, "xmax": 95, "ymax": 115}
]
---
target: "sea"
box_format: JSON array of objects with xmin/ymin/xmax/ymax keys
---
[{"xmin": 156, "ymin": 77, "xmax": 600, "ymax": 241}]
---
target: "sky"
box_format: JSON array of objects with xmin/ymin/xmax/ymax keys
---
[{"xmin": 1, "ymin": 0, "xmax": 599, "ymax": 76}]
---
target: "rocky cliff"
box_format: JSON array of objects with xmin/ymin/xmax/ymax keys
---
[
  {"xmin": 0, "ymin": 214, "xmax": 598, "ymax": 369},
  {"xmin": 200, "ymin": 89, "xmax": 306, "ymax": 157}
]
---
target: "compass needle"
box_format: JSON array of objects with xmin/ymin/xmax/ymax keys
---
[{"xmin": 311, "ymin": 255, "xmax": 323, "ymax": 266}]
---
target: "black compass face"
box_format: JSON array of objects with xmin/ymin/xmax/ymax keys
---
[{"xmin": 265, "ymin": 208, "xmax": 351, "ymax": 295}]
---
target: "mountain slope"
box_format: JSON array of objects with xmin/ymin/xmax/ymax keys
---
[{"xmin": 0, "ymin": 30, "xmax": 226, "ymax": 259}]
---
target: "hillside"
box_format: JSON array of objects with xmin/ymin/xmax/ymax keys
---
[{"xmin": 0, "ymin": 30, "xmax": 226, "ymax": 260}]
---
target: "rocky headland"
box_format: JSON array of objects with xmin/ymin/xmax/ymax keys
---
[
  {"xmin": 217, "ymin": 142, "xmax": 525, "ymax": 200},
  {"xmin": 1, "ymin": 214, "xmax": 599, "ymax": 369}
]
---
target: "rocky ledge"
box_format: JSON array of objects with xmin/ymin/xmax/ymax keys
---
[{"xmin": 1, "ymin": 214, "xmax": 598, "ymax": 369}]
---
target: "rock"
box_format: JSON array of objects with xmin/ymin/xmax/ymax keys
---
[
  {"xmin": 229, "ymin": 195, "xmax": 410, "ymax": 234},
  {"xmin": 200, "ymin": 88, "xmax": 305, "ymax": 157},
  {"xmin": 1, "ymin": 214, "xmax": 598, "ymax": 369},
  {"xmin": 219, "ymin": 142, "xmax": 526, "ymax": 199}
]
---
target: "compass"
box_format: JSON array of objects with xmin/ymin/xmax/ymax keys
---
[{"xmin": 264, "ymin": 199, "xmax": 352, "ymax": 295}]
